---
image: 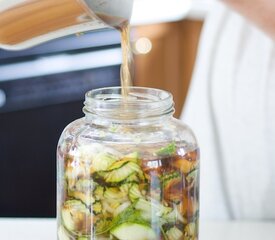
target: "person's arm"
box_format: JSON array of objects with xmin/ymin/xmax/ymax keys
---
[{"xmin": 222, "ymin": 0, "xmax": 275, "ymax": 39}]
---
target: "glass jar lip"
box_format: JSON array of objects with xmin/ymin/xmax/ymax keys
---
[{"xmin": 83, "ymin": 86, "xmax": 175, "ymax": 121}]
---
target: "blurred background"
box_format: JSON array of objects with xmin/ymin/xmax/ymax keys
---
[{"xmin": 0, "ymin": 0, "xmax": 211, "ymax": 218}]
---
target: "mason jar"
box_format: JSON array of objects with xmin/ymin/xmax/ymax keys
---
[{"xmin": 57, "ymin": 87, "xmax": 200, "ymax": 240}]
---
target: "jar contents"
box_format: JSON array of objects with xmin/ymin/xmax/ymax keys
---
[{"xmin": 58, "ymin": 142, "xmax": 199, "ymax": 240}]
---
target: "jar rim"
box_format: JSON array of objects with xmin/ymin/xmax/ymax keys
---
[{"xmin": 83, "ymin": 87, "xmax": 175, "ymax": 121}]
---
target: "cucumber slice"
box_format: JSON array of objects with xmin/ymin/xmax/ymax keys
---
[
  {"xmin": 104, "ymin": 162, "xmax": 141, "ymax": 183},
  {"xmin": 61, "ymin": 200, "xmax": 91, "ymax": 234},
  {"xmin": 111, "ymin": 223, "xmax": 156, "ymax": 240},
  {"xmin": 166, "ymin": 226, "xmax": 183, "ymax": 240}
]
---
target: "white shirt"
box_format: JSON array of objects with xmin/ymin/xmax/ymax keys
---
[{"xmin": 181, "ymin": 2, "xmax": 275, "ymax": 220}]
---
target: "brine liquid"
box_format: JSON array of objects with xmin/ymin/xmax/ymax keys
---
[{"xmin": 118, "ymin": 23, "xmax": 133, "ymax": 97}]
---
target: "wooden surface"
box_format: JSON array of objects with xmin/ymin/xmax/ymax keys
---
[{"xmin": 133, "ymin": 20, "xmax": 203, "ymax": 118}]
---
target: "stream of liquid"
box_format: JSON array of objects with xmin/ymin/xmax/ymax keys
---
[
  {"xmin": 96, "ymin": 13, "xmax": 134, "ymax": 98},
  {"xmin": 118, "ymin": 22, "xmax": 133, "ymax": 97}
]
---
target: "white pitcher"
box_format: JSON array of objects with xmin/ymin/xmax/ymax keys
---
[{"xmin": 0, "ymin": 0, "xmax": 134, "ymax": 50}]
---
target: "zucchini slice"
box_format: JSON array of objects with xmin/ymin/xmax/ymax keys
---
[
  {"xmin": 91, "ymin": 152, "xmax": 118, "ymax": 173},
  {"xmin": 104, "ymin": 187, "xmax": 127, "ymax": 200},
  {"xmin": 183, "ymin": 223, "xmax": 196, "ymax": 240},
  {"xmin": 75, "ymin": 179, "xmax": 92, "ymax": 192},
  {"xmin": 135, "ymin": 198, "xmax": 172, "ymax": 222},
  {"xmin": 93, "ymin": 201, "xmax": 102, "ymax": 215},
  {"xmin": 166, "ymin": 226, "xmax": 183, "ymax": 240},
  {"xmin": 107, "ymin": 152, "xmax": 140, "ymax": 171},
  {"xmin": 122, "ymin": 173, "xmax": 139, "ymax": 184},
  {"xmin": 113, "ymin": 201, "xmax": 131, "ymax": 217},
  {"xmin": 72, "ymin": 191, "xmax": 93, "ymax": 207},
  {"xmin": 111, "ymin": 223, "xmax": 156, "ymax": 240},
  {"xmin": 61, "ymin": 200, "xmax": 91, "ymax": 234},
  {"xmin": 94, "ymin": 185, "xmax": 104, "ymax": 200},
  {"xmin": 104, "ymin": 162, "xmax": 142, "ymax": 183},
  {"xmin": 129, "ymin": 184, "xmax": 143, "ymax": 202},
  {"xmin": 123, "ymin": 152, "xmax": 140, "ymax": 163}
]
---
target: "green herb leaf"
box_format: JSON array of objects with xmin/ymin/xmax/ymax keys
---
[{"xmin": 156, "ymin": 143, "xmax": 177, "ymax": 156}]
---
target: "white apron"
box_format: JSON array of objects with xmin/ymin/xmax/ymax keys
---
[{"xmin": 182, "ymin": 2, "xmax": 275, "ymax": 220}]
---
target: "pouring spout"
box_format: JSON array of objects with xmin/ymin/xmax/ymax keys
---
[{"xmin": 82, "ymin": 0, "xmax": 134, "ymax": 27}]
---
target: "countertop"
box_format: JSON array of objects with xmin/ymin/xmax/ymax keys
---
[{"xmin": 0, "ymin": 218, "xmax": 274, "ymax": 240}]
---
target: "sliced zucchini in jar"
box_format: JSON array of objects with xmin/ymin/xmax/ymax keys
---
[
  {"xmin": 183, "ymin": 223, "xmax": 196, "ymax": 240},
  {"xmin": 111, "ymin": 223, "xmax": 157, "ymax": 240},
  {"xmin": 113, "ymin": 201, "xmax": 131, "ymax": 217},
  {"xmin": 78, "ymin": 144, "xmax": 121, "ymax": 164},
  {"xmin": 75, "ymin": 179, "xmax": 93, "ymax": 192},
  {"xmin": 123, "ymin": 152, "xmax": 140, "ymax": 163},
  {"xmin": 94, "ymin": 185, "xmax": 104, "ymax": 200},
  {"xmin": 65, "ymin": 162, "xmax": 86, "ymax": 190},
  {"xmin": 162, "ymin": 171, "xmax": 184, "ymax": 202},
  {"xmin": 135, "ymin": 198, "xmax": 172, "ymax": 221},
  {"xmin": 129, "ymin": 184, "xmax": 143, "ymax": 202},
  {"xmin": 162, "ymin": 205, "xmax": 186, "ymax": 224},
  {"xmin": 122, "ymin": 173, "xmax": 139, "ymax": 184},
  {"xmin": 95, "ymin": 218, "xmax": 112, "ymax": 235},
  {"xmin": 91, "ymin": 152, "xmax": 118, "ymax": 173},
  {"xmin": 104, "ymin": 162, "xmax": 142, "ymax": 183},
  {"xmin": 119, "ymin": 183, "xmax": 132, "ymax": 194},
  {"xmin": 61, "ymin": 200, "xmax": 91, "ymax": 235},
  {"xmin": 107, "ymin": 152, "xmax": 140, "ymax": 171},
  {"xmin": 104, "ymin": 187, "xmax": 127, "ymax": 200},
  {"xmin": 72, "ymin": 191, "xmax": 93, "ymax": 207},
  {"xmin": 166, "ymin": 226, "xmax": 183, "ymax": 240},
  {"xmin": 93, "ymin": 201, "xmax": 102, "ymax": 215}
]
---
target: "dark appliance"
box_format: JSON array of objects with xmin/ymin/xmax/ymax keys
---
[{"xmin": 0, "ymin": 29, "xmax": 122, "ymax": 217}]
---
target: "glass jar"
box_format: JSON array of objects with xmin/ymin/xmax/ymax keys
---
[{"xmin": 57, "ymin": 87, "xmax": 200, "ymax": 240}]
